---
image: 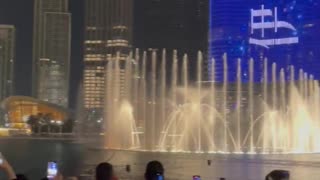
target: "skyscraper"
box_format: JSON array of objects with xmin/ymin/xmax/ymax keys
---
[
  {"xmin": 83, "ymin": 0, "xmax": 132, "ymax": 112},
  {"xmin": 33, "ymin": 0, "xmax": 71, "ymax": 107},
  {"xmin": 0, "ymin": 25, "xmax": 15, "ymax": 102}
]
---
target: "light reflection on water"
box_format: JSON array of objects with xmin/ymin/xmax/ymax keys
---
[{"xmin": 1, "ymin": 139, "xmax": 320, "ymax": 180}]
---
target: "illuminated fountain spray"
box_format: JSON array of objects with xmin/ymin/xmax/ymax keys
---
[{"xmin": 104, "ymin": 49, "xmax": 320, "ymax": 154}]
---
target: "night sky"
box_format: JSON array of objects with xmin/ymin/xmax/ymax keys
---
[{"xmin": 0, "ymin": 0, "xmax": 84, "ymax": 109}]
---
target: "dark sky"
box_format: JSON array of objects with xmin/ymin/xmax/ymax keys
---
[{"xmin": 0, "ymin": 0, "xmax": 84, "ymax": 109}]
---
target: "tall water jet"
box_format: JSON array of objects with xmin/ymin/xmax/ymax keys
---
[
  {"xmin": 149, "ymin": 50, "xmax": 157, "ymax": 149},
  {"xmin": 140, "ymin": 51, "xmax": 147, "ymax": 147},
  {"xmin": 236, "ymin": 58, "xmax": 242, "ymax": 152},
  {"xmin": 222, "ymin": 53, "xmax": 228, "ymax": 151},
  {"xmin": 133, "ymin": 49, "xmax": 140, "ymax": 122},
  {"xmin": 279, "ymin": 68, "xmax": 287, "ymax": 150},
  {"xmin": 197, "ymin": 51, "xmax": 203, "ymax": 152},
  {"xmin": 288, "ymin": 65, "xmax": 295, "ymax": 149},
  {"xmin": 160, "ymin": 49, "xmax": 167, "ymax": 137},
  {"xmin": 210, "ymin": 58, "xmax": 216, "ymax": 151},
  {"xmin": 182, "ymin": 54, "xmax": 189, "ymax": 104},
  {"xmin": 124, "ymin": 52, "xmax": 133, "ymax": 100},
  {"xmin": 304, "ymin": 73, "xmax": 308, "ymax": 98},
  {"xmin": 105, "ymin": 52, "xmax": 122, "ymax": 148},
  {"xmin": 180, "ymin": 54, "xmax": 189, "ymax": 150},
  {"xmin": 114, "ymin": 53, "xmax": 121, "ymax": 144},
  {"xmin": 262, "ymin": 58, "xmax": 268, "ymax": 151},
  {"xmin": 114, "ymin": 53, "xmax": 121, "ymax": 103},
  {"xmin": 271, "ymin": 62, "xmax": 277, "ymax": 151},
  {"xmin": 105, "ymin": 59, "xmax": 113, "ymax": 147},
  {"xmin": 309, "ymin": 75, "xmax": 314, "ymax": 101},
  {"xmin": 299, "ymin": 69, "xmax": 304, "ymax": 95},
  {"xmin": 249, "ymin": 58, "xmax": 254, "ymax": 153},
  {"xmin": 171, "ymin": 50, "xmax": 178, "ymax": 147},
  {"xmin": 313, "ymin": 80, "xmax": 320, "ymax": 151}
]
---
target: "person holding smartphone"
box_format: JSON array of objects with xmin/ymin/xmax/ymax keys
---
[{"xmin": 0, "ymin": 152, "xmax": 17, "ymax": 180}]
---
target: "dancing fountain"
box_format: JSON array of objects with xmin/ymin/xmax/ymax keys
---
[{"xmin": 104, "ymin": 49, "xmax": 320, "ymax": 154}]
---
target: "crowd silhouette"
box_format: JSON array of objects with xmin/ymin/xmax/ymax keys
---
[{"xmin": 0, "ymin": 152, "xmax": 289, "ymax": 180}]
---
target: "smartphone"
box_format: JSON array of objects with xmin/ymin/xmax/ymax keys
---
[
  {"xmin": 47, "ymin": 161, "xmax": 58, "ymax": 178},
  {"xmin": 193, "ymin": 175, "xmax": 201, "ymax": 180},
  {"xmin": 156, "ymin": 173, "xmax": 164, "ymax": 180},
  {"xmin": 0, "ymin": 152, "xmax": 3, "ymax": 165}
]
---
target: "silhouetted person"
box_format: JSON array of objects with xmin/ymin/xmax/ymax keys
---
[
  {"xmin": 265, "ymin": 170, "xmax": 290, "ymax": 180},
  {"xmin": 96, "ymin": 162, "xmax": 114, "ymax": 180},
  {"xmin": 145, "ymin": 161, "xmax": 164, "ymax": 180}
]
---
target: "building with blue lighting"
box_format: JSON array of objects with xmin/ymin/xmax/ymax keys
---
[{"xmin": 209, "ymin": 0, "xmax": 320, "ymax": 82}]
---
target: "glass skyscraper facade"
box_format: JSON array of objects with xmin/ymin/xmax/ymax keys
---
[
  {"xmin": 83, "ymin": 0, "xmax": 132, "ymax": 111},
  {"xmin": 209, "ymin": 0, "xmax": 320, "ymax": 82},
  {"xmin": 0, "ymin": 25, "xmax": 15, "ymax": 102},
  {"xmin": 33, "ymin": 0, "xmax": 71, "ymax": 107}
]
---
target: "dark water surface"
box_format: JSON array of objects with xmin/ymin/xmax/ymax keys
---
[
  {"xmin": 0, "ymin": 138, "xmax": 85, "ymax": 179},
  {"xmin": 1, "ymin": 139, "xmax": 320, "ymax": 180}
]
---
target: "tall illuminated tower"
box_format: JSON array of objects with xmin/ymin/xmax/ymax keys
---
[
  {"xmin": 33, "ymin": 0, "xmax": 71, "ymax": 107},
  {"xmin": 0, "ymin": 25, "xmax": 15, "ymax": 102},
  {"xmin": 83, "ymin": 0, "xmax": 132, "ymax": 113}
]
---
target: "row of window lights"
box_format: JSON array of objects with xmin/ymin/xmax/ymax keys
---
[
  {"xmin": 85, "ymin": 58, "xmax": 105, "ymax": 61},
  {"xmin": 84, "ymin": 83, "xmax": 104, "ymax": 87},
  {"xmin": 85, "ymin": 54, "xmax": 105, "ymax": 57},
  {"xmin": 85, "ymin": 91, "xmax": 103, "ymax": 94},
  {"xmin": 84, "ymin": 101, "xmax": 102, "ymax": 104},
  {"xmin": 85, "ymin": 98, "xmax": 102, "ymax": 102},
  {"xmin": 86, "ymin": 79, "xmax": 105, "ymax": 82},
  {"xmin": 84, "ymin": 78, "xmax": 104, "ymax": 81},
  {"xmin": 85, "ymin": 67, "xmax": 104, "ymax": 71},
  {"xmin": 86, "ymin": 27, "xmax": 97, "ymax": 30},
  {"xmin": 84, "ymin": 84, "xmax": 103, "ymax": 87},
  {"xmin": 85, "ymin": 86, "xmax": 103, "ymax": 90},
  {"xmin": 85, "ymin": 94, "xmax": 102, "ymax": 98},
  {"xmin": 84, "ymin": 80, "xmax": 104, "ymax": 84},
  {"xmin": 84, "ymin": 76, "xmax": 104, "ymax": 80},
  {"xmin": 107, "ymin": 43, "xmax": 129, "ymax": 47},
  {"xmin": 85, "ymin": 72, "xmax": 104, "ymax": 75},
  {"xmin": 85, "ymin": 89, "xmax": 103, "ymax": 94},
  {"xmin": 85, "ymin": 69, "xmax": 104, "ymax": 73},
  {"xmin": 84, "ymin": 100, "xmax": 102, "ymax": 103},
  {"xmin": 85, "ymin": 40, "xmax": 104, "ymax": 44}
]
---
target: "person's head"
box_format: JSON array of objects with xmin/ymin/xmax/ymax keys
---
[
  {"xmin": 265, "ymin": 170, "xmax": 290, "ymax": 180},
  {"xmin": 16, "ymin": 174, "xmax": 28, "ymax": 180},
  {"xmin": 96, "ymin": 162, "xmax": 113, "ymax": 180},
  {"xmin": 145, "ymin": 161, "xmax": 164, "ymax": 180}
]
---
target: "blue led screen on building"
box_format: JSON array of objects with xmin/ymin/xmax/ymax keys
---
[{"xmin": 209, "ymin": 0, "xmax": 320, "ymax": 82}]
